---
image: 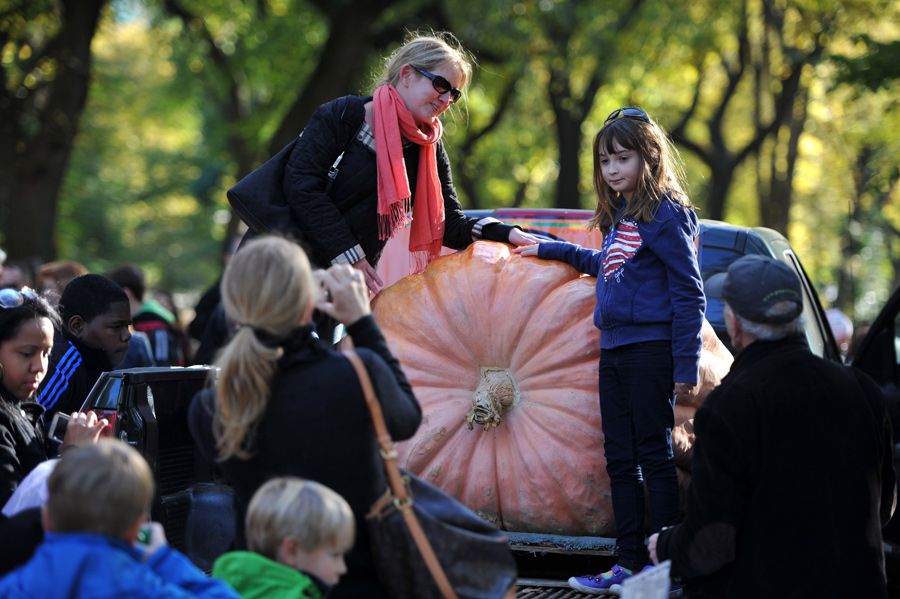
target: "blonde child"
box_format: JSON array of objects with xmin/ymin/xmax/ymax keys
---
[
  {"xmin": 0, "ymin": 439, "xmax": 238, "ymax": 598},
  {"xmin": 514, "ymin": 106, "xmax": 705, "ymax": 593},
  {"xmin": 213, "ymin": 477, "xmax": 355, "ymax": 599}
]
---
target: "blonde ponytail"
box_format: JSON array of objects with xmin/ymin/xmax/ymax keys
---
[{"xmin": 212, "ymin": 236, "xmax": 315, "ymax": 460}]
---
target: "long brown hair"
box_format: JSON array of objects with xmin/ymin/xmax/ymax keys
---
[
  {"xmin": 588, "ymin": 113, "xmax": 691, "ymax": 231},
  {"xmin": 212, "ymin": 236, "xmax": 315, "ymax": 460}
]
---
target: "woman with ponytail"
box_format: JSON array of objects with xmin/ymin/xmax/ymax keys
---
[{"xmin": 188, "ymin": 236, "xmax": 420, "ymax": 598}]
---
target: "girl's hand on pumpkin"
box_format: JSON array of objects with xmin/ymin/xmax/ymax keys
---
[
  {"xmin": 512, "ymin": 243, "xmax": 542, "ymax": 257},
  {"xmin": 315, "ymin": 265, "xmax": 372, "ymax": 326},
  {"xmin": 352, "ymin": 258, "xmax": 383, "ymax": 295},
  {"xmin": 508, "ymin": 228, "xmax": 541, "ymax": 247}
]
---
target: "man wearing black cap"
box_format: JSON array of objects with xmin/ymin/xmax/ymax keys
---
[{"xmin": 648, "ymin": 255, "xmax": 896, "ymax": 598}]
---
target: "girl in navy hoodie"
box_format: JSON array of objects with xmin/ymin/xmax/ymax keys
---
[{"xmin": 515, "ymin": 107, "xmax": 705, "ymax": 593}]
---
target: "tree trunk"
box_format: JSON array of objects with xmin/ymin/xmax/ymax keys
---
[
  {"xmin": 269, "ymin": 1, "xmax": 396, "ymax": 154},
  {"xmin": 553, "ymin": 109, "xmax": 583, "ymax": 209},
  {"xmin": 705, "ymin": 158, "xmax": 735, "ymax": 222},
  {"xmin": 0, "ymin": 1, "xmax": 107, "ymax": 263},
  {"xmin": 760, "ymin": 86, "xmax": 808, "ymax": 234}
]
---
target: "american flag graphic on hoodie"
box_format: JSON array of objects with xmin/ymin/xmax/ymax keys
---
[{"xmin": 602, "ymin": 219, "xmax": 642, "ymax": 282}]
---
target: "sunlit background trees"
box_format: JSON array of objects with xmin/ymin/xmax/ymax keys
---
[{"xmin": 1, "ymin": 0, "xmax": 898, "ymax": 322}]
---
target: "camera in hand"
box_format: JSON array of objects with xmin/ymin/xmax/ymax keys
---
[{"xmin": 48, "ymin": 412, "xmax": 71, "ymax": 444}]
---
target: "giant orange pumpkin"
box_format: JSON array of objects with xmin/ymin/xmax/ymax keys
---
[{"xmin": 372, "ymin": 241, "xmax": 731, "ymax": 536}]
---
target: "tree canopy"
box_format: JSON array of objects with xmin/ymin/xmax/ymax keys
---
[{"xmin": 1, "ymin": 0, "xmax": 898, "ymax": 321}]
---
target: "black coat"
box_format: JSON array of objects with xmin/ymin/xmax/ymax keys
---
[
  {"xmin": 656, "ymin": 335, "xmax": 896, "ymax": 598},
  {"xmin": 284, "ymin": 95, "xmax": 515, "ymax": 267},
  {"xmin": 0, "ymin": 391, "xmax": 47, "ymax": 507},
  {"xmin": 188, "ymin": 315, "xmax": 421, "ymax": 599}
]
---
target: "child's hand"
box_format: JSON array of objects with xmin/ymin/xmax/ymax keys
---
[
  {"xmin": 512, "ymin": 243, "xmax": 541, "ymax": 257},
  {"xmin": 508, "ymin": 228, "xmax": 542, "ymax": 246},
  {"xmin": 136, "ymin": 521, "xmax": 168, "ymax": 558}
]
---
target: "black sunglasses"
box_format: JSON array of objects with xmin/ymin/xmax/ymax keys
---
[
  {"xmin": 0, "ymin": 287, "xmax": 36, "ymax": 310},
  {"xmin": 411, "ymin": 65, "xmax": 462, "ymax": 104},
  {"xmin": 604, "ymin": 107, "xmax": 651, "ymax": 125}
]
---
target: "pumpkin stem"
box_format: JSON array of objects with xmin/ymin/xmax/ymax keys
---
[{"xmin": 466, "ymin": 367, "xmax": 520, "ymax": 431}]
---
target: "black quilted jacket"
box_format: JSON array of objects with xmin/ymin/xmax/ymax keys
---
[{"xmin": 283, "ymin": 95, "xmax": 514, "ymax": 267}]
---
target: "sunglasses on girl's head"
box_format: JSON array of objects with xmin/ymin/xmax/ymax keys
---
[
  {"xmin": 0, "ymin": 287, "xmax": 36, "ymax": 310},
  {"xmin": 605, "ymin": 107, "xmax": 651, "ymax": 125},
  {"xmin": 411, "ymin": 65, "xmax": 462, "ymax": 104}
]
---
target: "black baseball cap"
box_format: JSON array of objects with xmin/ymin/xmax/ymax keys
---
[{"xmin": 705, "ymin": 255, "xmax": 803, "ymax": 324}]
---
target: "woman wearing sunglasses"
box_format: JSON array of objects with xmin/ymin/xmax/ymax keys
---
[
  {"xmin": 280, "ymin": 32, "xmax": 538, "ymax": 315},
  {"xmin": 0, "ymin": 288, "xmax": 108, "ymax": 506}
]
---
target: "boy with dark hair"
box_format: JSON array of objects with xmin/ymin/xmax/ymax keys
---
[
  {"xmin": 37, "ymin": 274, "xmax": 132, "ymax": 420},
  {"xmin": 0, "ymin": 439, "xmax": 239, "ymax": 598},
  {"xmin": 109, "ymin": 263, "xmax": 186, "ymax": 366}
]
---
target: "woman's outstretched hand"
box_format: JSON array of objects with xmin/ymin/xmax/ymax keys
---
[
  {"xmin": 352, "ymin": 258, "xmax": 383, "ymax": 295},
  {"xmin": 315, "ymin": 265, "xmax": 372, "ymax": 326},
  {"xmin": 508, "ymin": 228, "xmax": 541, "ymax": 247}
]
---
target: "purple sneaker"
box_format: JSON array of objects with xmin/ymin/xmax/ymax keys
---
[{"xmin": 568, "ymin": 564, "xmax": 635, "ymax": 594}]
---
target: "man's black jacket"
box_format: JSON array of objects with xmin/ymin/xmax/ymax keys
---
[{"xmin": 657, "ymin": 335, "xmax": 896, "ymax": 598}]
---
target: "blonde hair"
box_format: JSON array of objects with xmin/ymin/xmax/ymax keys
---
[
  {"xmin": 245, "ymin": 477, "xmax": 355, "ymax": 560},
  {"xmin": 589, "ymin": 112, "xmax": 692, "ymax": 231},
  {"xmin": 213, "ymin": 236, "xmax": 315, "ymax": 460},
  {"xmin": 46, "ymin": 439, "xmax": 154, "ymax": 538},
  {"xmin": 373, "ymin": 31, "xmax": 474, "ymax": 99}
]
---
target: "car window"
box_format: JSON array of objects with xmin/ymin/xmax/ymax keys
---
[
  {"xmin": 87, "ymin": 376, "xmax": 123, "ymax": 411},
  {"xmin": 782, "ymin": 251, "xmax": 829, "ymax": 358},
  {"xmin": 698, "ymin": 245, "xmax": 746, "ymax": 351}
]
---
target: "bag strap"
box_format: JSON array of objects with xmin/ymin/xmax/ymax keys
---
[{"xmin": 343, "ymin": 350, "xmax": 459, "ymax": 599}]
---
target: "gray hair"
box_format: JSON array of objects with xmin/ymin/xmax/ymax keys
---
[{"xmin": 727, "ymin": 301, "xmax": 804, "ymax": 341}]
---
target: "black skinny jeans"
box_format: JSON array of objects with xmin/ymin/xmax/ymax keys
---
[{"xmin": 598, "ymin": 340, "xmax": 679, "ymax": 570}]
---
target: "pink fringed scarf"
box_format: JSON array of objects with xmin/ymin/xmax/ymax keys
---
[{"xmin": 373, "ymin": 84, "xmax": 445, "ymax": 271}]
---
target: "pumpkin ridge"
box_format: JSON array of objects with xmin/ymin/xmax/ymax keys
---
[
  {"xmin": 420, "ymin": 262, "xmax": 483, "ymax": 366},
  {"xmin": 517, "ymin": 397, "xmax": 602, "ymax": 453},
  {"xmin": 394, "ymin": 356, "xmax": 475, "ymax": 388},
  {"xmin": 516, "ymin": 399, "xmax": 602, "ymax": 441},
  {"xmin": 501, "ymin": 406, "xmax": 589, "ymax": 531},
  {"xmin": 509, "ymin": 279, "xmax": 595, "ymax": 376},
  {"xmin": 510, "ymin": 404, "xmax": 609, "ymax": 532},
  {"xmin": 376, "ymin": 289, "xmax": 476, "ymax": 371},
  {"xmin": 448, "ymin": 423, "xmax": 500, "ymax": 517},
  {"xmin": 517, "ymin": 375, "xmax": 597, "ymax": 394},
  {"xmin": 514, "ymin": 357, "xmax": 598, "ymax": 390},
  {"xmin": 491, "ymin": 253, "xmax": 580, "ymax": 364}
]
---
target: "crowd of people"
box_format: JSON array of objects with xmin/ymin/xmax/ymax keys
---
[{"xmin": 0, "ymin": 28, "xmax": 896, "ymax": 599}]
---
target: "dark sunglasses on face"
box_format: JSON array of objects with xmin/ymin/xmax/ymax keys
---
[
  {"xmin": 0, "ymin": 287, "xmax": 36, "ymax": 310},
  {"xmin": 411, "ymin": 65, "xmax": 462, "ymax": 104},
  {"xmin": 605, "ymin": 107, "xmax": 651, "ymax": 125}
]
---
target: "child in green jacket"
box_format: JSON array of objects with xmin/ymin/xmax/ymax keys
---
[{"xmin": 213, "ymin": 477, "xmax": 355, "ymax": 599}]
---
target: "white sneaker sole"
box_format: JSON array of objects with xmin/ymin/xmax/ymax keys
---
[{"xmin": 567, "ymin": 576, "xmax": 622, "ymax": 596}]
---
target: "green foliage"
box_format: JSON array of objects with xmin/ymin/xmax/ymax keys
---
[
  {"xmin": 40, "ymin": 0, "xmax": 900, "ymax": 321},
  {"xmin": 831, "ymin": 35, "xmax": 900, "ymax": 91}
]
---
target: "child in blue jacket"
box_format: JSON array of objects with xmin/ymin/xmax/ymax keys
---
[
  {"xmin": 515, "ymin": 106, "xmax": 705, "ymax": 593},
  {"xmin": 0, "ymin": 439, "xmax": 238, "ymax": 598}
]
